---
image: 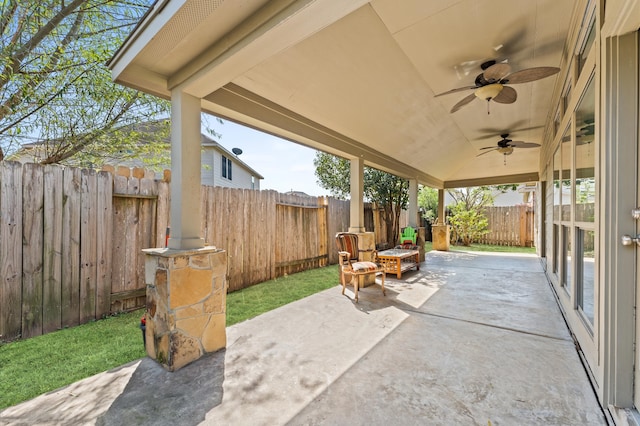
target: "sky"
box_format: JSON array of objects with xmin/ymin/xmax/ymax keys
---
[{"xmin": 211, "ymin": 118, "xmax": 328, "ymax": 196}]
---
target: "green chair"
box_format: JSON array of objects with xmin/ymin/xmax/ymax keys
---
[{"xmin": 399, "ymin": 226, "xmax": 417, "ymax": 245}]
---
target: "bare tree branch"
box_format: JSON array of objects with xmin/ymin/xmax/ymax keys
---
[{"xmin": 0, "ymin": 0, "xmax": 85, "ymax": 92}]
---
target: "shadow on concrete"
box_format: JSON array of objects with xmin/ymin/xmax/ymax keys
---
[{"xmin": 96, "ymin": 349, "xmax": 225, "ymax": 426}]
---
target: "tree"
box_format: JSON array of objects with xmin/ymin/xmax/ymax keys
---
[
  {"xmin": 447, "ymin": 186, "xmax": 495, "ymax": 211},
  {"xmin": 418, "ymin": 185, "xmax": 438, "ymax": 224},
  {"xmin": 448, "ymin": 202, "xmax": 489, "ymax": 246},
  {"xmin": 446, "ymin": 187, "xmax": 494, "ymax": 246},
  {"xmin": 0, "ymin": 0, "xmax": 171, "ymax": 166},
  {"xmin": 313, "ymin": 152, "xmax": 408, "ymax": 245},
  {"xmin": 311, "ymin": 151, "xmax": 351, "ymax": 199}
]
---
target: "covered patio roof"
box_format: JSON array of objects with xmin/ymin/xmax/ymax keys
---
[{"xmin": 108, "ymin": 0, "xmax": 582, "ymax": 189}]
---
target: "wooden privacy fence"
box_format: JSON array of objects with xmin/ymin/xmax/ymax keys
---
[
  {"xmin": 476, "ymin": 205, "xmax": 535, "ymax": 247},
  {"xmin": 0, "ymin": 160, "xmax": 534, "ymax": 341},
  {"xmin": 199, "ymin": 188, "xmax": 349, "ymax": 292},
  {"xmin": 1, "ymin": 162, "xmax": 112, "ymax": 341},
  {"xmin": 0, "ymin": 162, "xmax": 363, "ymax": 341}
]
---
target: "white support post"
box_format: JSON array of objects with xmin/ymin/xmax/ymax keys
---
[
  {"xmin": 408, "ymin": 179, "xmax": 418, "ymax": 228},
  {"xmin": 348, "ymin": 158, "xmax": 365, "ymax": 233},
  {"xmin": 168, "ymin": 90, "xmax": 205, "ymax": 250}
]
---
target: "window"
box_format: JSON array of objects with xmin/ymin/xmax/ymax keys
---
[
  {"xmin": 577, "ymin": 228, "xmax": 595, "ymax": 327},
  {"xmin": 574, "ymin": 74, "xmax": 596, "ymax": 327},
  {"xmin": 563, "ymin": 225, "xmax": 572, "ymax": 292},
  {"xmin": 574, "ymin": 76, "xmax": 595, "ymax": 223},
  {"xmin": 562, "ymin": 83, "xmax": 572, "ymax": 116},
  {"xmin": 577, "ymin": 17, "xmax": 596, "ymax": 75},
  {"xmin": 553, "ymin": 224, "xmax": 559, "ymax": 274},
  {"xmin": 561, "ymin": 125, "xmax": 572, "ymax": 222},
  {"xmin": 553, "ymin": 147, "xmax": 561, "ymax": 221},
  {"xmin": 222, "ymin": 155, "xmax": 233, "ymax": 180}
]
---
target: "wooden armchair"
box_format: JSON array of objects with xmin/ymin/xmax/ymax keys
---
[{"xmin": 335, "ymin": 232, "xmax": 385, "ymax": 302}]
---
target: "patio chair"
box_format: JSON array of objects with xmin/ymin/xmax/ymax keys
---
[
  {"xmin": 399, "ymin": 226, "xmax": 417, "ymax": 245},
  {"xmin": 335, "ymin": 232, "xmax": 385, "ymax": 302}
]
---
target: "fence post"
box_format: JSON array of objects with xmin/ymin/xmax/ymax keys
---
[{"xmin": 519, "ymin": 205, "xmax": 527, "ymax": 247}]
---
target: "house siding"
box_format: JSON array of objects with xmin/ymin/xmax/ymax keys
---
[{"xmin": 206, "ymin": 148, "xmax": 260, "ymax": 190}]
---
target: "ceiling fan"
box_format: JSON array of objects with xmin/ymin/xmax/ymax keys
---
[
  {"xmin": 562, "ymin": 119, "xmax": 595, "ymax": 144},
  {"xmin": 478, "ymin": 134, "xmax": 541, "ymax": 164},
  {"xmin": 435, "ymin": 60, "xmax": 560, "ymax": 114}
]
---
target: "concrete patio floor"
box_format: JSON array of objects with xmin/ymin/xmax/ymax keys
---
[{"xmin": 0, "ymin": 250, "xmax": 607, "ymax": 425}]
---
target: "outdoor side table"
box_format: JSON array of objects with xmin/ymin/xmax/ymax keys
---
[{"xmin": 376, "ymin": 249, "xmax": 420, "ymax": 279}]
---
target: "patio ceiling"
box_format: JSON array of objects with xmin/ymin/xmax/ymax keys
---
[{"xmin": 109, "ymin": 0, "xmax": 578, "ymax": 189}]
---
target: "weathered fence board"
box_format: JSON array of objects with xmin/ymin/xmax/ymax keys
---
[
  {"xmin": 43, "ymin": 165, "xmax": 63, "ymax": 334},
  {"xmin": 80, "ymin": 169, "xmax": 98, "ymax": 323},
  {"xmin": 122, "ymin": 176, "xmax": 139, "ymax": 312},
  {"xmin": 0, "ymin": 161, "xmax": 23, "ymax": 340},
  {"xmin": 61, "ymin": 167, "xmax": 81, "ymax": 327},
  {"xmin": 265, "ymin": 190, "xmax": 277, "ymax": 282},
  {"xmin": 96, "ymin": 171, "xmax": 113, "ymax": 318},
  {"xmin": 111, "ymin": 175, "xmax": 128, "ymax": 309},
  {"xmin": 22, "ymin": 163, "xmax": 44, "ymax": 338}
]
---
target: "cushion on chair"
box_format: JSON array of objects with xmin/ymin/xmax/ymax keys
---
[
  {"xmin": 338, "ymin": 233, "xmax": 360, "ymax": 260},
  {"xmin": 351, "ymin": 261, "xmax": 379, "ymax": 272}
]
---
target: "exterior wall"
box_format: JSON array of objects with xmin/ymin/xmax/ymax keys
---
[
  {"xmin": 598, "ymin": 29, "xmax": 638, "ymax": 412},
  {"xmin": 537, "ymin": 1, "xmax": 640, "ymax": 420},
  {"xmin": 204, "ymin": 148, "xmax": 260, "ymax": 190},
  {"xmin": 539, "ymin": 0, "xmax": 602, "ymax": 403}
]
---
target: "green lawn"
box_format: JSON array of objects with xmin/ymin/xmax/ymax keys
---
[
  {"xmin": 424, "ymin": 241, "xmax": 536, "ymax": 254},
  {"xmin": 0, "ymin": 264, "xmax": 340, "ymax": 410},
  {"xmin": 0, "ymin": 243, "xmax": 535, "ymax": 409}
]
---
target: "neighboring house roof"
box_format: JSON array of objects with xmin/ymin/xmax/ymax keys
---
[
  {"xmin": 10, "ymin": 120, "xmax": 264, "ymax": 180},
  {"xmin": 284, "ymin": 190, "xmax": 312, "ymax": 197}
]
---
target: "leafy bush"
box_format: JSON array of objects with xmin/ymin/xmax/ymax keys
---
[{"xmin": 448, "ymin": 203, "xmax": 489, "ymax": 246}]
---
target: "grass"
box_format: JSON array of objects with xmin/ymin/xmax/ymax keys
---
[
  {"xmin": 1, "ymin": 241, "xmax": 533, "ymax": 410},
  {"xmin": 226, "ymin": 264, "xmax": 340, "ymax": 326},
  {"xmin": 0, "ymin": 311, "xmax": 146, "ymax": 410},
  {"xmin": 424, "ymin": 241, "xmax": 536, "ymax": 254},
  {"xmin": 0, "ymin": 264, "xmax": 340, "ymax": 410}
]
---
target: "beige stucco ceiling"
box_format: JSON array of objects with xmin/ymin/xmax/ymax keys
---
[{"xmin": 109, "ymin": 0, "xmax": 580, "ymax": 188}]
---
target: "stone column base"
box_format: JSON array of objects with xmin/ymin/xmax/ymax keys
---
[
  {"xmin": 432, "ymin": 224, "xmax": 451, "ymax": 251},
  {"xmin": 143, "ymin": 246, "xmax": 227, "ymax": 371}
]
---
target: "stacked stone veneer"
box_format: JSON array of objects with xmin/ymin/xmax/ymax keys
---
[
  {"xmin": 143, "ymin": 246, "xmax": 227, "ymax": 371},
  {"xmin": 432, "ymin": 224, "xmax": 451, "ymax": 251}
]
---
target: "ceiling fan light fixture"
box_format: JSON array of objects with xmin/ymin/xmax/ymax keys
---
[
  {"xmin": 498, "ymin": 146, "xmax": 514, "ymax": 155},
  {"xmin": 474, "ymin": 83, "xmax": 503, "ymax": 100}
]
